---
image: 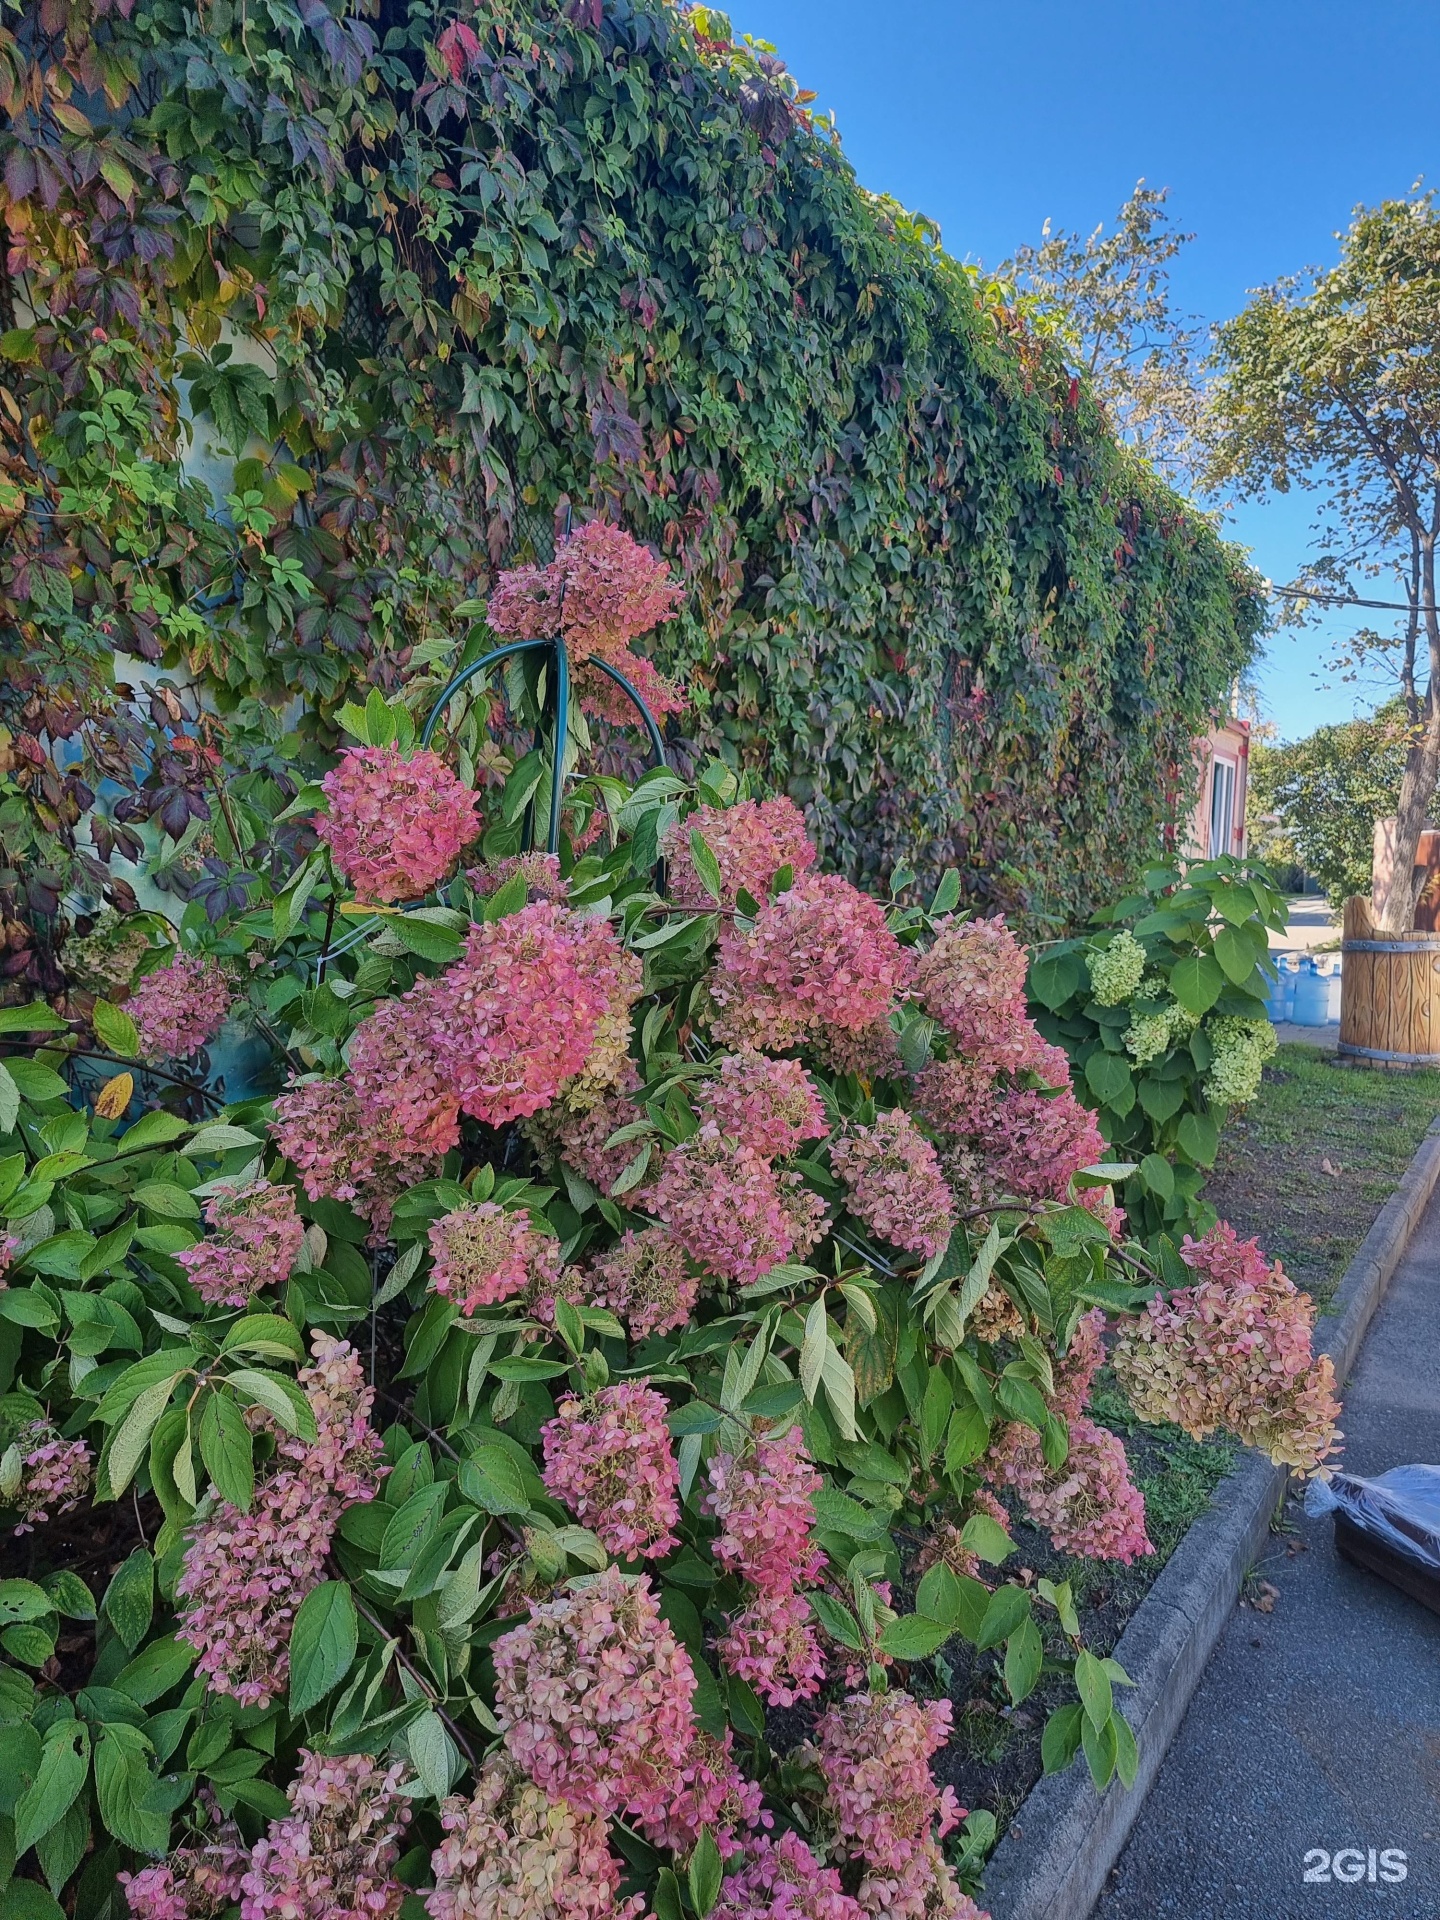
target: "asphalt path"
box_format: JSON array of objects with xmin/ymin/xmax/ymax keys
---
[{"xmin": 1092, "ymin": 1186, "xmax": 1440, "ymax": 1920}]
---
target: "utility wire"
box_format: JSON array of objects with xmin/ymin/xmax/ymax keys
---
[{"xmin": 1266, "ymin": 581, "xmax": 1440, "ymax": 615}]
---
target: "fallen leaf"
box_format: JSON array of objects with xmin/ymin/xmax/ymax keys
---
[{"xmin": 1253, "ymin": 1581, "xmax": 1280, "ymax": 1613}]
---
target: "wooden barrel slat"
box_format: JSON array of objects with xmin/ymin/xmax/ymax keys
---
[{"xmin": 1339, "ymin": 894, "xmax": 1440, "ymax": 1067}]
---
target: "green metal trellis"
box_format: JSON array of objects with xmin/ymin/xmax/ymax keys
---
[{"xmin": 315, "ymin": 539, "xmax": 669, "ymax": 977}]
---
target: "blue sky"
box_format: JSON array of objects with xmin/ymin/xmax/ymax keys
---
[{"xmin": 729, "ymin": 0, "xmax": 1440, "ymax": 743}]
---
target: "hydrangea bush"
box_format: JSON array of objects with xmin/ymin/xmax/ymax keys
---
[
  {"xmin": 0, "ymin": 537, "xmax": 1334, "ymax": 1920},
  {"xmin": 1028, "ymin": 860, "xmax": 1290, "ymax": 1242}
]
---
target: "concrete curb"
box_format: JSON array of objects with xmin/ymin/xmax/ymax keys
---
[{"xmin": 980, "ymin": 1114, "xmax": 1440, "ymax": 1920}]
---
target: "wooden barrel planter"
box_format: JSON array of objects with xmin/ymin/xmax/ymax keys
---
[{"xmin": 1340, "ymin": 895, "xmax": 1440, "ymax": 1067}]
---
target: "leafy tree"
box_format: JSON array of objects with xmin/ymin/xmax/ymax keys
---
[
  {"xmin": 1248, "ymin": 706, "xmax": 1411, "ymax": 907},
  {"xmin": 1000, "ymin": 182, "xmax": 1210, "ymax": 493},
  {"xmin": 1209, "ymin": 191, "xmax": 1440, "ymax": 929}
]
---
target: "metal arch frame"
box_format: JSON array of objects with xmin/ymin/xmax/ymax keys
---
[
  {"xmin": 316, "ymin": 632, "xmax": 667, "ymax": 973},
  {"xmin": 421, "ymin": 633, "xmax": 668, "ymax": 852},
  {"xmin": 423, "ymin": 639, "xmax": 666, "ymax": 774}
]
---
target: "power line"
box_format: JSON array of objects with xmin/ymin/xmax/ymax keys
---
[{"xmin": 1267, "ymin": 581, "xmax": 1440, "ymax": 615}]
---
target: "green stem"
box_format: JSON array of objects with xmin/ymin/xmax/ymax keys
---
[{"xmin": 340, "ymin": 1576, "xmax": 480, "ymax": 1773}]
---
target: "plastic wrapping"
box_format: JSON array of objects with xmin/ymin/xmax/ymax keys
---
[{"xmin": 1307, "ymin": 1467, "xmax": 1440, "ymax": 1607}]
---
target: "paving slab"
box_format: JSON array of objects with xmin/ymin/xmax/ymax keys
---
[
  {"xmin": 1271, "ymin": 896, "xmax": 1342, "ymax": 955},
  {"xmin": 1091, "ymin": 1186, "xmax": 1440, "ymax": 1920},
  {"xmin": 1274, "ymin": 1022, "xmax": 1340, "ymax": 1051}
]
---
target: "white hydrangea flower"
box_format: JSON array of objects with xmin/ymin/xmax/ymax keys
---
[
  {"xmin": 1123, "ymin": 1008, "xmax": 1172, "ymax": 1067},
  {"xmin": 1202, "ymin": 1015, "xmax": 1277, "ymax": 1106},
  {"xmin": 1086, "ymin": 930, "xmax": 1147, "ymax": 1007}
]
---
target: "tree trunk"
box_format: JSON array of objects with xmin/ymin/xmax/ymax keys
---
[
  {"xmin": 1375, "ymin": 728, "xmax": 1440, "ymax": 930},
  {"xmin": 1375, "ymin": 538, "xmax": 1440, "ymax": 931}
]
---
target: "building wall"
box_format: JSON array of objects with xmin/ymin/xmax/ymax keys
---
[{"xmin": 1186, "ymin": 718, "xmax": 1250, "ymax": 860}]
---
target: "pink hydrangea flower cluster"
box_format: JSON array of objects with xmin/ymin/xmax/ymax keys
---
[
  {"xmin": 911, "ymin": 1060, "xmax": 993, "ymax": 1139},
  {"xmin": 526, "ymin": 1257, "xmax": 586, "ymax": 1329},
  {"xmin": 576, "ymin": 651, "xmax": 687, "ymax": 726},
  {"xmin": 818, "ymin": 1014, "xmax": 905, "ymax": 1080},
  {"xmin": 176, "ymin": 1462, "xmax": 338, "ymax": 1708},
  {"xmin": 1053, "ymin": 1307, "xmax": 1106, "ymax": 1416},
  {"xmin": 123, "ymin": 1863, "xmax": 200, "ymax": 1920},
  {"xmin": 348, "ymin": 981, "xmax": 463, "ymax": 1155},
  {"xmin": 297, "ymin": 1335, "xmax": 391, "ymax": 1498},
  {"xmin": 830, "ymin": 1110, "xmax": 954, "ymax": 1261},
  {"xmin": 914, "ymin": 914, "xmax": 1030, "ymax": 1057},
  {"xmin": 713, "ymin": 1831, "xmax": 863, "ymax": 1920},
  {"xmin": 425, "ymin": 903, "xmax": 625, "ymax": 1127},
  {"xmin": 718, "ymin": 1586, "xmax": 828, "ymax": 1707},
  {"xmin": 428, "ymin": 1755, "xmax": 643, "ymax": 1920},
  {"xmin": 11, "ymin": 1420, "xmax": 92, "ymax": 1532},
  {"xmin": 646, "ymin": 1129, "xmax": 825, "ymax": 1286},
  {"xmin": 493, "ymin": 1567, "xmax": 696, "ymax": 1824},
  {"xmin": 917, "ymin": 1065, "xmax": 1103, "ymax": 1207},
  {"xmin": 705, "ymin": 1425, "xmax": 827, "ymax": 1704},
  {"xmin": 780, "ymin": 1177, "xmax": 830, "ymax": 1261},
  {"xmin": 486, "ymin": 519, "xmax": 682, "ymax": 663},
  {"xmin": 854, "ymin": 1842, "xmax": 988, "ymax": 1920},
  {"xmin": 541, "ymin": 1383, "xmax": 681, "ymax": 1560},
  {"xmin": 983, "ymin": 1309, "xmax": 1151, "ymax": 1562},
  {"xmin": 336, "ymin": 903, "xmax": 634, "ymax": 1153},
  {"xmin": 991, "ymin": 1085, "xmax": 1106, "ymax": 1200},
  {"xmin": 527, "ymin": 1075, "xmax": 647, "ymax": 1194},
  {"xmin": 695, "ymin": 1049, "xmax": 827, "ymax": 1157},
  {"xmin": 584, "ymin": 1226, "xmax": 698, "ymax": 1340},
  {"xmin": 637, "ymin": 1728, "xmax": 766, "ymax": 1858},
  {"xmin": 468, "ymin": 852, "xmax": 568, "ymax": 902},
  {"xmin": 317, "ymin": 744, "xmax": 481, "ymax": 904},
  {"xmin": 0, "ymin": 1231, "xmax": 17, "ymax": 1275},
  {"xmin": 705, "ymin": 1425, "xmax": 824, "ymax": 1593},
  {"xmin": 122, "ymin": 1815, "xmax": 248, "ymax": 1920},
  {"xmin": 909, "ymin": 911, "xmax": 1113, "ymax": 1214},
  {"xmin": 554, "ymin": 946, "xmax": 643, "ymax": 1114},
  {"xmin": 1112, "ymin": 1222, "xmax": 1342, "ymax": 1473},
  {"xmin": 428, "ymin": 1202, "xmax": 561, "ymax": 1316},
  {"xmin": 125, "ymin": 1757, "xmax": 410, "ymax": 1920},
  {"xmin": 240, "ymin": 1750, "xmax": 411, "ymax": 1920},
  {"xmin": 177, "ymin": 1181, "xmax": 305, "ymax": 1309},
  {"xmin": 662, "ymin": 796, "xmax": 816, "ymax": 911},
  {"xmin": 708, "ymin": 873, "xmax": 911, "ymax": 1055},
  {"xmin": 988, "ymin": 1415, "xmax": 1153, "ymax": 1563},
  {"xmin": 271, "ymin": 1075, "xmax": 439, "ymax": 1239},
  {"xmin": 176, "ymin": 1337, "xmax": 384, "ymax": 1705},
  {"xmin": 805, "ymin": 1690, "xmax": 965, "ymax": 1918},
  {"xmin": 127, "ymin": 951, "xmax": 232, "ymax": 1060}
]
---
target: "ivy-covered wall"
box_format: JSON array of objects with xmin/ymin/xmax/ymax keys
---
[{"xmin": 1, "ymin": 0, "xmax": 1261, "ymax": 953}]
